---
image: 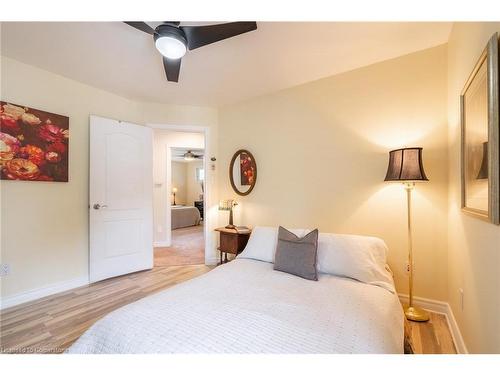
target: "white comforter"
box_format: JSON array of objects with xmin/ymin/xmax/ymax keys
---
[{"xmin": 67, "ymin": 259, "xmax": 403, "ymax": 354}]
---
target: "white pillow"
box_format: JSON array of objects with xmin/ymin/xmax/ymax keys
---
[
  {"xmin": 317, "ymin": 233, "xmax": 395, "ymax": 293},
  {"xmin": 238, "ymin": 226, "xmax": 311, "ymax": 263}
]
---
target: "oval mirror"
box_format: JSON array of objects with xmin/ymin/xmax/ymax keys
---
[{"xmin": 229, "ymin": 149, "xmax": 257, "ymax": 196}]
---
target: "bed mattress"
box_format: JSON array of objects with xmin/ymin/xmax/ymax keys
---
[
  {"xmin": 171, "ymin": 206, "xmax": 200, "ymax": 229},
  {"xmin": 67, "ymin": 259, "xmax": 404, "ymax": 354}
]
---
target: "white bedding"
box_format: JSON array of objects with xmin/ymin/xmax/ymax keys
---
[{"xmin": 67, "ymin": 259, "xmax": 404, "ymax": 354}]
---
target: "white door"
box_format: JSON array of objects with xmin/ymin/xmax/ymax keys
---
[{"xmin": 89, "ymin": 115, "xmax": 153, "ymax": 283}]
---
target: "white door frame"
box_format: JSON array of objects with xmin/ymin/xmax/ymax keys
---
[{"xmin": 148, "ymin": 123, "xmax": 214, "ymax": 265}]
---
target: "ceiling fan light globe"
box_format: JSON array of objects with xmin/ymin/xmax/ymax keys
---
[{"xmin": 155, "ymin": 36, "xmax": 187, "ymax": 59}]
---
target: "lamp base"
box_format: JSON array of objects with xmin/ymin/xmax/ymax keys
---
[
  {"xmin": 225, "ymin": 224, "xmax": 236, "ymax": 229},
  {"xmin": 403, "ymin": 304, "xmax": 430, "ymax": 322}
]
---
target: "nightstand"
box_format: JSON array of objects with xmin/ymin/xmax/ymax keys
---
[
  {"xmin": 194, "ymin": 200, "xmax": 204, "ymax": 220},
  {"xmin": 215, "ymin": 227, "xmax": 252, "ymax": 264}
]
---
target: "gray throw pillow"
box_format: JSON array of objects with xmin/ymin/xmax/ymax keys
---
[{"xmin": 273, "ymin": 226, "xmax": 319, "ymax": 281}]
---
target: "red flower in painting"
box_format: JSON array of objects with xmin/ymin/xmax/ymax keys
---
[
  {"xmin": 3, "ymin": 158, "xmax": 41, "ymax": 180},
  {"xmin": 0, "ymin": 114, "xmax": 21, "ymax": 136},
  {"xmin": 47, "ymin": 141, "xmax": 67, "ymax": 154},
  {"xmin": 18, "ymin": 145, "xmax": 46, "ymax": 166},
  {"xmin": 38, "ymin": 122, "xmax": 65, "ymax": 143}
]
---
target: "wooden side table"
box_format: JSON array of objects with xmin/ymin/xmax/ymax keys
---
[{"xmin": 215, "ymin": 227, "xmax": 252, "ymax": 264}]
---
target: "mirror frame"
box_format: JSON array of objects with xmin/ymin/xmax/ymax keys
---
[
  {"xmin": 229, "ymin": 149, "xmax": 257, "ymax": 196},
  {"xmin": 460, "ymin": 32, "xmax": 500, "ymax": 224}
]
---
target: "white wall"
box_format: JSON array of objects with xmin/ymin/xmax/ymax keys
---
[
  {"xmin": 0, "ymin": 56, "xmax": 218, "ymax": 300},
  {"xmin": 152, "ymin": 130, "xmax": 204, "ymax": 247},
  {"xmin": 219, "ymin": 45, "xmax": 449, "ymax": 301},
  {"xmin": 447, "ymin": 22, "xmax": 500, "ymax": 353}
]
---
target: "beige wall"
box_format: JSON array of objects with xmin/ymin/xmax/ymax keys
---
[
  {"xmin": 187, "ymin": 160, "xmax": 204, "ymax": 205},
  {"xmin": 170, "ymin": 160, "xmax": 204, "ymax": 206},
  {"xmin": 219, "ymin": 45, "xmax": 449, "ymax": 301},
  {"xmin": 172, "ymin": 161, "xmax": 188, "ymax": 205},
  {"xmin": 0, "ymin": 56, "xmax": 218, "ymax": 299},
  {"xmin": 447, "ymin": 23, "xmax": 500, "ymax": 353},
  {"xmin": 1, "ymin": 56, "xmax": 141, "ymax": 299}
]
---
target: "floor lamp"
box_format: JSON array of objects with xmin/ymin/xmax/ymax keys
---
[{"xmin": 384, "ymin": 147, "xmax": 429, "ymax": 322}]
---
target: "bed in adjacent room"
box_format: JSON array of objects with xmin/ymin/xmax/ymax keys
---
[
  {"xmin": 171, "ymin": 205, "xmax": 201, "ymax": 229},
  {"xmin": 67, "ymin": 227, "xmax": 404, "ymax": 354}
]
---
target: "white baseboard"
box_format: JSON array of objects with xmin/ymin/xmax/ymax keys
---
[
  {"xmin": 398, "ymin": 293, "xmax": 448, "ymax": 314},
  {"xmin": 444, "ymin": 302, "xmax": 468, "ymax": 354},
  {"xmin": 1, "ymin": 276, "xmax": 89, "ymax": 310},
  {"xmin": 398, "ymin": 293, "xmax": 468, "ymax": 354},
  {"xmin": 153, "ymin": 241, "xmax": 170, "ymax": 247},
  {"xmin": 205, "ymin": 256, "xmax": 218, "ymax": 265}
]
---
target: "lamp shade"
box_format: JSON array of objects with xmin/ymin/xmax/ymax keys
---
[
  {"xmin": 384, "ymin": 147, "xmax": 428, "ymax": 181},
  {"xmin": 219, "ymin": 199, "xmax": 237, "ymax": 211}
]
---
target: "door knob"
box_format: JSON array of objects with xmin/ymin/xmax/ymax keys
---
[{"xmin": 93, "ymin": 203, "xmax": 108, "ymax": 210}]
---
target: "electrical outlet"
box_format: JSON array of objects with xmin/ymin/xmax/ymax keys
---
[
  {"xmin": 459, "ymin": 288, "xmax": 464, "ymax": 311},
  {"xmin": 0, "ymin": 263, "xmax": 11, "ymax": 277}
]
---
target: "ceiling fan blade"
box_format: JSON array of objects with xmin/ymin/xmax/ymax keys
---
[
  {"xmin": 163, "ymin": 57, "xmax": 181, "ymax": 82},
  {"xmin": 181, "ymin": 22, "xmax": 257, "ymax": 50},
  {"xmin": 124, "ymin": 22, "xmax": 155, "ymax": 35}
]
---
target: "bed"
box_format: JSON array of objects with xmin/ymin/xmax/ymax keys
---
[
  {"xmin": 171, "ymin": 205, "xmax": 201, "ymax": 229},
  {"xmin": 67, "ymin": 227, "xmax": 404, "ymax": 354}
]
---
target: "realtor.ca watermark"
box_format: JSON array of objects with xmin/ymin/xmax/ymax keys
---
[{"xmin": 0, "ymin": 346, "xmax": 65, "ymax": 354}]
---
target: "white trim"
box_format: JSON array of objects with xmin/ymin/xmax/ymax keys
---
[
  {"xmin": 399, "ymin": 293, "xmax": 468, "ymax": 354},
  {"xmin": 153, "ymin": 241, "xmax": 170, "ymax": 247},
  {"xmin": 398, "ymin": 293, "xmax": 448, "ymax": 314},
  {"xmin": 445, "ymin": 302, "xmax": 468, "ymax": 354},
  {"xmin": 205, "ymin": 256, "xmax": 218, "ymax": 265},
  {"xmin": 0, "ymin": 276, "xmax": 89, "ymax": 310}
]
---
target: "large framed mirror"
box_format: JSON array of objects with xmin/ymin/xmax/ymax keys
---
[
  {"xmin": 460, "ymin": 32, "xmax": 499, "ymax": 224},
  {"xmin": 229, "ymin": 149, "xmax": 257, "ymax": 196}
]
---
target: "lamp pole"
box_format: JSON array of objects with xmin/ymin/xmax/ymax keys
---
[{"xmin": 404, "ymin": 182, "xmax": 429, "ymax": 322}]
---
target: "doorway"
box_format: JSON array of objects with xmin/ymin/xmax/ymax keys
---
[
  {"xmin": 150, "ymin": 125, "xmax": 210, "ymax": 266},
  {"xmin": 155, "ymin": 147, "xmax": 205, "ymax": 266}
]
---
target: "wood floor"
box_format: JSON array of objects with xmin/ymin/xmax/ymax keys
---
[
  {"xmin": 0, "ymin": 265, "xmax": 212, "ymax": 353},
  {"xmin": 406, "ymin": 312, "xmax": 457, "ymax": 354},
  {"xmin": 0, "ymin": 264, "xmax": 456, "ymax": 354}
]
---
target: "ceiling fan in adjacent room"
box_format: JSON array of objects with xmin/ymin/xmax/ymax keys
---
[
  {"xmin": 172, "ymin": 150, "xmax": 204, "ymax": 161},
  {"xmin": 124, "ymin": 21, "xmax": 257, "ymax": 83}
]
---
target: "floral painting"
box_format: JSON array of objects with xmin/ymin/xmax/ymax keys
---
[
  {"xmin": 0, "ymin": 102, "xmax": 69, "ymax": 182},
  {"xmin": 240, "ymin": 152, "xmax": 255, "ymax": 186}
]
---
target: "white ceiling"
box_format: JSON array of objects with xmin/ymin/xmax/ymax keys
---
[{"xmin": 0, "ymin": 22, "xmax": 452, "ymax": 106}]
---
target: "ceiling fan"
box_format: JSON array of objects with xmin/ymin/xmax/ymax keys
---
[
  {"xmin": 173, "ymin": 150, "xmax": 204, "ymax": 161},
  {"xmin": 124, "ymin": 21, "xmax": 257, "ymax": 83}
]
